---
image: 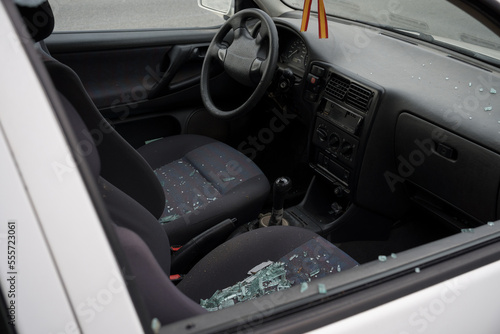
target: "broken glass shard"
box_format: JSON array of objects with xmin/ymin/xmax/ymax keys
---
[
  {"xmin": 310, "ymin": 269, "xmax": 320, "ymax": 277},
  {"xmin": 318, "ymin": 284, "xmax": 327, "ymax": 294},
  {"xmin": 159, "ymin": 214, "xmax": 181, "ymax": 224},
  {"xmin": 151, "ymin": 318, "xmax": 161, "ymax": 334},
  {"xmin": 201, "ymin": 262, "xmax": 291, "ymax": 311},
  {"xmin": 247, "ymin": 261, "xmax": 273, "ymax": 275}
]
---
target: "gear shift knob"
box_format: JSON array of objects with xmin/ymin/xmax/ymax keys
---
[{"xmin": 268, "ymin": 177, "xmax": 292, "ymax": 226}]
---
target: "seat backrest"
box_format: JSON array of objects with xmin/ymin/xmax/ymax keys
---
[
  {"xmin": 44, "ymin": 55, "xmax": 166, "ymax": 218},
  {"xmin": 57, "ymin": 90, "xmax": 206, "ymax": 325},
  {"xmin": 17, "ymin": 0, "xmax": 166, "ymax": 219}
]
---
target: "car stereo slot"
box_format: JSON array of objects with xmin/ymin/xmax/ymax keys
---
[{"xmin": 319, "ymin": 98, "xmax": 363, "ymax": 136}]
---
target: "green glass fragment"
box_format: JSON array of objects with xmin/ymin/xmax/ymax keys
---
[
  {"xmin": 378, "ymin": 255, "xmax": 387, "ymax": 262},
  {"xmin": 159, "ymin": 214, "xmax": 181, "ymax": 224},
  {"xmin": 200, "ymin": 262, "xmax": 291, "ymax": 311}
]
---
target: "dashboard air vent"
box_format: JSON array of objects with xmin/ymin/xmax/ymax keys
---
[
  {"xmin": 346, "ymin": 83, "xmax": 373, "ymax": 112},
  {"xmin": 325, "ymin": 75, "xmax": 350, "ymax": 100},
  {"xmin": 325, "ymin": 75, "xmax": 374, "ymax": 112}
]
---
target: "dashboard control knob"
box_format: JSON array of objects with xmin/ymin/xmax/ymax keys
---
[
  {"xmin": 316, "ymin": 127, "xmax": 328, "ymax": 142},
  {"xmin": 340, "ymin": 142, "xmax": 354, "ymax": 158},
  {"xmin": 328, "ymin": 134, "xmax": 340, "ymax": 150}
]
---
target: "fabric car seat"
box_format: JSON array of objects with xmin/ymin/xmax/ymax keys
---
[
  {"xmin": 17, "ymin": 0, "xmax": 270, "ymax": 246},
  {"xmin": 15, "ymin": 0, "xmax": 359, "ymax": 326},
  {"xmin": 59, "ymin": 92, "xmax": 359, "ymax": 325}
]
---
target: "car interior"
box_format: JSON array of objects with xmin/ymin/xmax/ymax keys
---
[{"xmin": 13, "ymin": 0, "xmax": 500, "ymax": 331}]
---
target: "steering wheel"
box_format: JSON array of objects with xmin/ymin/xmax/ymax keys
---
[{"xmin": 200, "ymin": 9, "xmax": 279, "ymax": 119}]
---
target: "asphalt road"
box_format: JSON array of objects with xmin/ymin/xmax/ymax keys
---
[{"xmin": 51, "ymin": 0, "xmax": 225, "ymax": 31}]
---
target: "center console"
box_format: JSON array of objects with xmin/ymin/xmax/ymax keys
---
[
  {"xmin": 306, "ymin": 63, "xmax": 381, "ymax": 197},
  {"xmin": 231, "ymin": 64, "xmax": 387, "ymax": 239}
]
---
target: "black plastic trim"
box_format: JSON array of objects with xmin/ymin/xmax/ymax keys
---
[{"xmin": 46, "ymin": 28, "xmax": 218, "ymax": 53}]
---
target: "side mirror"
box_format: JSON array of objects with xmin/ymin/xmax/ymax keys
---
[{"xmin": 197, "ymin": 0, "xmax": 234, "ymax": 17}]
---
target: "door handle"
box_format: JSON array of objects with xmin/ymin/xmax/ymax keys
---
[{"xmin": 148, "ymin": 44, "xmax": 208, "ymax": 99}]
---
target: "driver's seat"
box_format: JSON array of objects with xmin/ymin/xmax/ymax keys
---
[{"xmin": 20, "ymin": 1, "xmax": 270, "ymax": 245}]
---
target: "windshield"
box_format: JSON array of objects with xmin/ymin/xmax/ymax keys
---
[{"xmin": 282, "ymin": 0, "xmax": 500, "ymax": 63}]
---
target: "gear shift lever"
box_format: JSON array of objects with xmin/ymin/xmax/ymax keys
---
[
  {"xmin": 259, "ymin": 177, "xmax": 292, "ymax": 227},
  {"xmin": 269, "ymin": 177, "xmax": 292, "ymax": 226}
]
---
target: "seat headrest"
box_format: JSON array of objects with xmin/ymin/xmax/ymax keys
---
[{"xmin": 16, "ymin": 0, "xmax": 54, "ymax": 42}]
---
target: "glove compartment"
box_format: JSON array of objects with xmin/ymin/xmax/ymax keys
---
[{"xmin": 395, "ymin": 113, "xmax": 500, "ymax": 223}]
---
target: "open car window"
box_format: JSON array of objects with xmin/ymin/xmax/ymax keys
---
[{"xmin": 50, "ymin": 0, "xmax": 225, "ymax": 31}]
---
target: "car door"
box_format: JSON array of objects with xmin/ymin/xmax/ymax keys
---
[{"xmin": 44, "ymin": 0, "xmax": 229, "ymax": 149}]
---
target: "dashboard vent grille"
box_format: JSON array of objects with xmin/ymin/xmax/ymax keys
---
[
  {"xmin": 326, "ymin": 75, "xmax": 350, "ymax": 100},
  {"xmin": 325, "ymin": 75, "xmax": 374, "ymax": 112},
  {"xmin": 346, "ymin": 83, "xmax": 373, "ymax": 111}
]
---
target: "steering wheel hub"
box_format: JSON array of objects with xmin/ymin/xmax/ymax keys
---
[{"xmin": 200, "ymin": 9, "xmax": 279, "ymax": 119}]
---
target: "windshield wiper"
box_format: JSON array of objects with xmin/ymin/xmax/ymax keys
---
[{"xmin": 378, "ymin": 25, "xmax": 435, "ymax": 43}]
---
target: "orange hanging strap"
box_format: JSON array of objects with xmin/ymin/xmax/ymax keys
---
[
  {"xmin": 318, "ymin": 0, "xmax": 328, "ymax": 39},
  {"xmin": 300, "ymin": 0, "xmax": 313, "ymax": 32},
  {"xmin": 300, "ymin": 0, "xmax": 328, "ymax": 39}
]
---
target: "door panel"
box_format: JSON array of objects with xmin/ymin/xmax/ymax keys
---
[
  {"xmin": 44, "ymin": 29, "xmax": 232, "ymax": 147},
  {"xmin": 46, "ymin": 29, "xmax": 216, "ymax": 109},
  {"xmin": 52, "ymin": 45, "xmax": 172, "ymax": 108}
]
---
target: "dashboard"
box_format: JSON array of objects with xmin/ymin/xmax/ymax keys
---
[{"xmin": 273, "ymin": 14, "xmax": 500, "ymax": 228}]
